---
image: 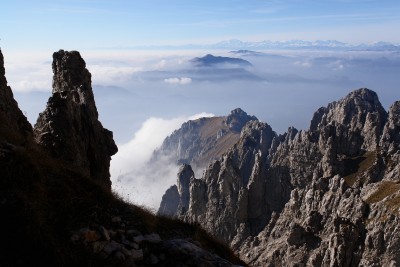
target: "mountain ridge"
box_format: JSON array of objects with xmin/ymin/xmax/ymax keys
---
[
  {"xmin": 159, "ymin": 88, "xmax": 400, "ymax": 266},
  {"xmin": 152, "ymin": 108, "xmax": 258, "ymax": 176}
]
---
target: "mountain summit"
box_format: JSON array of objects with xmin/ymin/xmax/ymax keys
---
[
  {"xmin": 152, "ymin": 108, "xmax": 258, "ymax": 172},
  {"xmin": 191, "ymin": 54, "xmax": 253, "ymax": 68}
]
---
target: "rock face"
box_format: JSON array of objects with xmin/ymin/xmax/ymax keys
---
[
  {"xmin": 163, "ymin": 88, "xmax": 400, "ymax": 266},
  {"xmin": 0, "ymin": 50, "xmax": 32, "ymax": 144},
  {"xmin": 158, "ymin": 185, "xmax": 180, "ymax": 217},
  {"xmin": 153, "ymin": 108, "xmax": 258, "ymax": 172},
  {"xmin": 34, "ymin": 50, "xmax": 118, "ymax": 188},
  {"xmin": 158, "ymin": 164, "xmax": 195, "ymax": 216}
]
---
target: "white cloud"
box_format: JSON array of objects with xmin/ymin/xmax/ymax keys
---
[
  {"xmin": 13, "ymin": 80, "xmax": 51, "ymax": 92},
  {"xmin": 328, "ymin": 60, "xmax": 345, "ymax": 71},
  {"xmin": 294, "ymin": 60, "xmax": 312, "ymax": 68},
  {"xmin": 110, "ymin": 112, "xmax": 214, "ymax": 211},
  {"xmin": 164, "ymin": 77, "xmax": 192, "ymax": 85},
  {"xmin": 5, "ymin": 57, "xmax": 52, "ymax": 92},
  {"xmin": 88, "ymin": 65, "xmax": 142, "ymax": 86},
  {"xmin": 155, "ymin": 59, "xmax": 167, "ymax": 69}
]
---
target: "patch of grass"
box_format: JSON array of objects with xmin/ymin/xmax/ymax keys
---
[
  {"xmin": 365, "ymin": 181, "xmax": 400, "ymax": 204},
  {"xmin": 343, "ymin": 151, "xmax": 377, "ymax": 186},
  {"xmin": 385, "ymin": 195, "xmax": 400, "ymax": 215},
  {"xmin": 199, "ymin": 116, "xmax": 227, "ymax": 139}
]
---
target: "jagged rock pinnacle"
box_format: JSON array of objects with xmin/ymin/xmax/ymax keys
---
[
  {"xmin": 34, "ymin": 50, "xmax": 117, "ymax": 188},
  {"xmin": 381, "ymin": 101, "xmax": 400, "ymax": 152},
  {"xmin": 225, "ymin": 108, "xmax": 258, "ymax": 132},
  {"xmin": 310, "ymin": 87, "xmax": 387, "ymax": 155}
]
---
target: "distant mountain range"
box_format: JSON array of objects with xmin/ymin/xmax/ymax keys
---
[
  {"xmin": 211, "ymin": 39, "xmax": 400, "ymax": 50},
  {"xmin": 131, "ymin": 39, "xmax": 400, "ymax": 51}
]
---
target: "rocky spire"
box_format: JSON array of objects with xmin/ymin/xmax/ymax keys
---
[
  {"xmin": 310, "ymin": 88, "xmax": 387, "ymax": 155},
  {"xmin": 225, "ymin": 108, "xmax": 258, "ymax": 132},
  {"xmin": 158, "ymin": 185, "xmax": 180, "ymax": 217},
  {"xmin": 381, "ymin": 101, "xmax": 400, "ymax": 152},
  {"xmin": 177, "ymin": 164, "xmax": 194, "ymax": 214},
  {"xmin": 0, "ymin": 50, "xmax": 32, "ymax": 143},
  {"xmin": 34, "ymin": 50, "xmax": 117, "ymax": 188},
  {"xmin": 158, "ymin": 164, "xmax": 195, "ymax": 217}
]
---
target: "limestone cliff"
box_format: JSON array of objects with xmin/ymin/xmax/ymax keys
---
[
  {"xmin": 34, "ymin": 50, "xmax": 118, "ymax": 188},
  {"xmin": 163, "ymin": 88, "xmax": 400, "ymax": 266}
]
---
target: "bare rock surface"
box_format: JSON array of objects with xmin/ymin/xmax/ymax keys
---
[
  {"xmin": 161, "ymin": 88, "xmax": 400, "ymax": 266},
  {"xmin": 158, "ymin": 185, "xmax": 180, "ymax": 217},
  {"xmin": 72, "ymin": 220, "xmax": 241, "ymax": 267},
  {"xmin": 34, "ymin": 50, "xmax": 118, "ymax": 188},
  {"xmin": 152, "ymin": 108, "xmax": 258, "ymax": 172}
]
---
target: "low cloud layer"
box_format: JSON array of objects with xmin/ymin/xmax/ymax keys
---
[
  {"xmin": 110, "ymin": 112, "xmax": 213, "ymax": 210},
  {"xmin": 164, "ymin": 77, "xmax": 192, "ymax": 85},
  {"xmin": 10, "ymin": 49, "xmax": 400, "ymax": 144}
]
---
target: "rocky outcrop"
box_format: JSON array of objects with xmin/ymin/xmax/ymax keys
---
[
  {"xmin": 165, "ymin": 88, "xmax": 400, "ymax": 266},
  {"xmin": 153, "ymin": 108, "xmax": 258, "ymax": 172},
  {"xmin": 381, "ymin": 101, "xmax": 400, "ymax": 153},
  {"xmin": 34, "ymin": 50, "xmax": 118, "ymax": 188},
  {"xmin": 71, "ymin": 216, "xmax": 238, "ymax": 266},
  {"xmin": 176, "ymin": 164, "xmax": 195, "ymax": 214},
  {"xmin": 0, "ymin": 50, "xmax": 32, "ymax": 144},
  {"xmin": 310, "ymin": 88, "xmax": 387, "ymax": 155},
  {"xmin": 158, "ymin": 185, "xmax": 180, "ymax": 217},
  {"xmin": 158, "ymin": 164, "xmax": 195, "ymax": 217}
]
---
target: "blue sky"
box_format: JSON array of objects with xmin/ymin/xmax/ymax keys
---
[{"xmin": 1, "ymin": 0, "xmax": 400, "ymax": 51}]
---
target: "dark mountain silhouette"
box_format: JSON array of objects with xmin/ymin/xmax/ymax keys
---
[{"xmin": 0, "ymin": 49, "xmax": 244, "ymax": 267}]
